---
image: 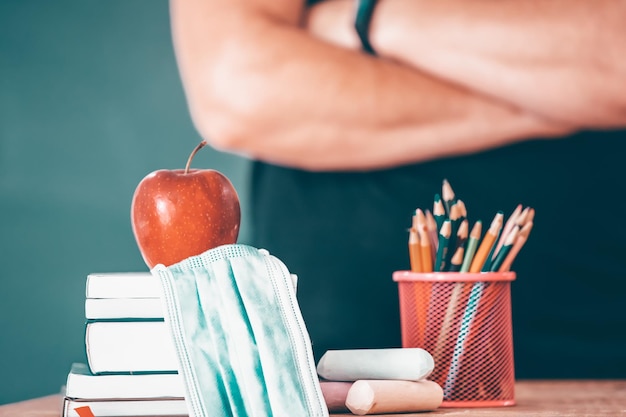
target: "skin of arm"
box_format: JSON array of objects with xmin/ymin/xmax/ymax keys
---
[
  {"xmin": 171, "ymin": 0, "xmax": 571, "ymax": 172},
  {"xmin": 308, "ymin": 0, "xmax": 626, "ymax": 127}
]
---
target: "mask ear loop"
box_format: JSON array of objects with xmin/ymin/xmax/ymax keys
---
[{"xmin": 262, "ymin": 252, "xmax": 328, "ymax": 416}]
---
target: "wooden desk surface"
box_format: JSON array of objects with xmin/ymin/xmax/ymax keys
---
[{"xmin": 1, "ymin": 380, "xmax": 625, "ymax": 417}]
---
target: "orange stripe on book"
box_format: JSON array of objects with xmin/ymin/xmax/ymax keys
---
[{"xmin": 74, "ymin": 406, "xmax": 96, "ymax": 417}]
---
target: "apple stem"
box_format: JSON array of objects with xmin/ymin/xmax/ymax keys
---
[{"xmin": 184, "ymin": 141, "xmax": 207, "ymax": 174}]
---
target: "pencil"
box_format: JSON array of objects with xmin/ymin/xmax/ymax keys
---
[
  {"xmin": 415, "ymin": 209, "xmax": 433, "ymax": 272},
  {"xmin": 425, "ymin": 209, "xmax": 439, "ymax": 257},
  {"xmin": 498, "ymin": 221, "xmax": 534, "ymax": 272},
  {"xmin": 454, "ymin": 219, "xmax": 469, "ymax": 252},
  {"xmin": 408, "ymin": 227, "xmax": 422, "ymax": 272},
  {"xmin": 469, "ymin": 212, "xmax": 503, "ymax": 273},
  {"xmin": 515, "ymin": 206, "xmax": 531, "ymax": 227},
  {"xmin": 434, "ymin": 220, "xmax": 452, "ymax": 272},
  {"xmin": 433, "ymin": 194, "xmax": 446, "ymax": 233},
  {"xmin": 525, "ymin": 207, "xmax": 535, "ymax": 225},
  {"xmin": 494, "ymin": 204, "xmax": 522, "ymax": 257},
  {"xmin": 448, "ymin": 246, "xmax": 465, "ymax": 272},
  {"xmin": 414, "ymin": 208, "xmax": 425, "ymax": 228},
  {"xmin": 411, "ymin": 209, "xmax": 419, "ymax": 231},
  {"xmin": 442, "ymin": 179, "xmax": 456, "ymax": 215},
  {"xmin": 460, "ymin": 220, "xmax": 482, "ymax": 272},
  {"xmin": 481, "ymin": 233, "xmax": 502, "ymax": 270},
  {"xmin": 456, "ymin": 199, "xmax": 467, "ymax": 222},
  {"xmin": 480, "ymin": 211, "xmax": 504, "ymax": 272},
  {"xmin": 490, "ymin": 225, "xmax": 519, "ymax": 272},
  {"xmin": 448, "ymin": 202, "xmax": 462, "ymax": 229},
  {"xmin": 446, "ymin": 203, "xmax": 463, "ymax": 266},
  {"xmin": 418, "ymin": 223, "xmax": 433, "ymax": 273}
]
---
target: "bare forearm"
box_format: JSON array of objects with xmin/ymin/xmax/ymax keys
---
[
  {"xmin": 172, "ymin": 0, "xmax": 568, "ymax": 171},
  {"xmin": 369, "ymin": 0, "xmax": 626, "ymax": 126}
]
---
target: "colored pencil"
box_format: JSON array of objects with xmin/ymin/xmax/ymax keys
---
[
  {"xmin": 415, "ymin": 209, "xmax": 433, "ymax": 272},
  {"xmin": 469, "ymin": 212, "xmax": 503, "ymax": 273},
  {"xmin": 515, "ymin": 206, "xmax": 531, "ymax": 228},
  {"xmin": 490, "ymin": 225, "xmax": 519, "ymax": 272},
  {"xmin": 454, "ymin": 219, "xmax": 469, "ymax": 252},
  {"xmin": 460, "ymin": 220, "xmax": 482, "ymax": 273},
  {"xmin": 498, "ymin": 221, "xmax": 533, "ymax": 272},
  {"xmin": 411, "ymin": 209, "xmax": 419, "ymax": 231},
  {"xmin": 409, "ymin": 227, "xmax": 422, "ymax": 272},
  {"xmin": 425, "ymin": 209, "xmax": 439, "ymax": 257},
  {"xmin": 494, "ymin": 204, "xmax": 522, "ymax": 257},
  {"xmin": 448, "ymin": 246, "xmax": 465, "ymax": 272},
  {"xmin": 448, "ymin": 202, "xmax": 462, "ymax": 233},
  {"xmin": 445, "ymin": 203, "xmax": 463, "ymax": 266},
  {"xmin": 481, "ymin": 211, "xmax": 505, "ymax": 272},
  {"xmin": 418, "ymin": 223, "xmax": 433, "ymax": 273},
  {"xmin": 456, "ymin": 199, "xmax": 467, "ymax": 222},
  {"xmin": 442, "ymin": 179, "xmax": 456, "ymax": 215},
  {"xmin": 433, "ymin": 194, "xmax": 446, "ymax": 233},
  {"xmin": 481, "ymin": 221, "xmax": 503, "ymax": 272},
  {"xmin": 493, "ymin": 207, "xmax": 533, "ymax": 271},
  {"xmin": 414, "ymin": 208, "xmax": 426, "ymax": 229},
  {"xmin": 525, "ymin": 207, "xmax": 536, "ymax": 225},
  {"xmin": 434, "ymin": 220, "xmax": 452, "ymax": 272}
]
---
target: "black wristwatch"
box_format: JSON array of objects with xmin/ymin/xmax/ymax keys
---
[{"xmin": 354, "ymin": 0, "xmax": 378, "ymax": 55}]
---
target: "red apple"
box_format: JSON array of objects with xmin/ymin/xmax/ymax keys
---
[{"xmin": 131, "ymin": 141, "xmax": 241, "ymax": 268}]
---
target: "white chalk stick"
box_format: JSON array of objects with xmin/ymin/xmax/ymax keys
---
[
  {"xmin": 316, "ymin": 348, "xmax": 434, "ymax": 382},
  {"xmin": 345, "ymin": 379, "xmax": 443, "ymax": 415}
]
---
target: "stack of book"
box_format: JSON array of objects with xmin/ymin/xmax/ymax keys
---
[{"xmin": 62, "ymin": 272, "xmax": 188, "ymax": 417}]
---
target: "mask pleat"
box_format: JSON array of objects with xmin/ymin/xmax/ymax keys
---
[{"xmin": 232, "ymin": 255, "xmax": 311, "ymax": 416}]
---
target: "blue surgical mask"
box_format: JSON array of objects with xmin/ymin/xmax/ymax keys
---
[{"xmin": 153, "ymin": 244, "xmax": 328, "ymax": 417}]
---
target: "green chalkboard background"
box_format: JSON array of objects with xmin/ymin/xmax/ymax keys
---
[{"xmin": 0, "ymin": 1, "xmax": 251, "ymax": 404}]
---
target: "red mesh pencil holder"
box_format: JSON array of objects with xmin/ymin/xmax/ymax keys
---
[{"xmin": 393, "ymin": 271, "xmax": 516, "ymax": 407}]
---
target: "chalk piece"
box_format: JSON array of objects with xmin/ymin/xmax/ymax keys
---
[
  {"xmin": 317, "ymin": 348, "xmax": 434, "ymax": 382},
  {"xmin": 319, "ymin": 381, "xmax": 352, "ymax": 412},
  {"xmin": 345, "ymin": 379, "xmax": 443, "ymax": 415}
]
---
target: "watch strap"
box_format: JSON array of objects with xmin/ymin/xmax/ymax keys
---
[{"xmin": 355, "ymin": 0, "xmax": 378, "ymax": 55}]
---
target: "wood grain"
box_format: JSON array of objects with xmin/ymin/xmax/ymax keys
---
[{"xmin": 1, "ymin": 380, "xmax": 625, "ymax": 417}]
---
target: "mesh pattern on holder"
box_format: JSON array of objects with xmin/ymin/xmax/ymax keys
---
[{"xmin": 396, "ymin": 273, "xmax": 515, "ymax": 407}]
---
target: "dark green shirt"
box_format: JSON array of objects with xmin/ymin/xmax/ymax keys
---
[{"xmin": 250, "ymin": 128, "xmax": 626, "ymax": 379}]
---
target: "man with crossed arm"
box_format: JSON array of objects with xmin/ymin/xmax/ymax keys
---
[{"xmin": 169, "ymin": 0, "xmax": 626, "ymax": 378}]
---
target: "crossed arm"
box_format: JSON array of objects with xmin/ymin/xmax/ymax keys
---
[
  {"xmin": 308, "ymin": 0, "xmax": 626, "ymax": 126},
  {"xmin": 170, "ymin": 0, "xmax": 624, "ymax": 171}
]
